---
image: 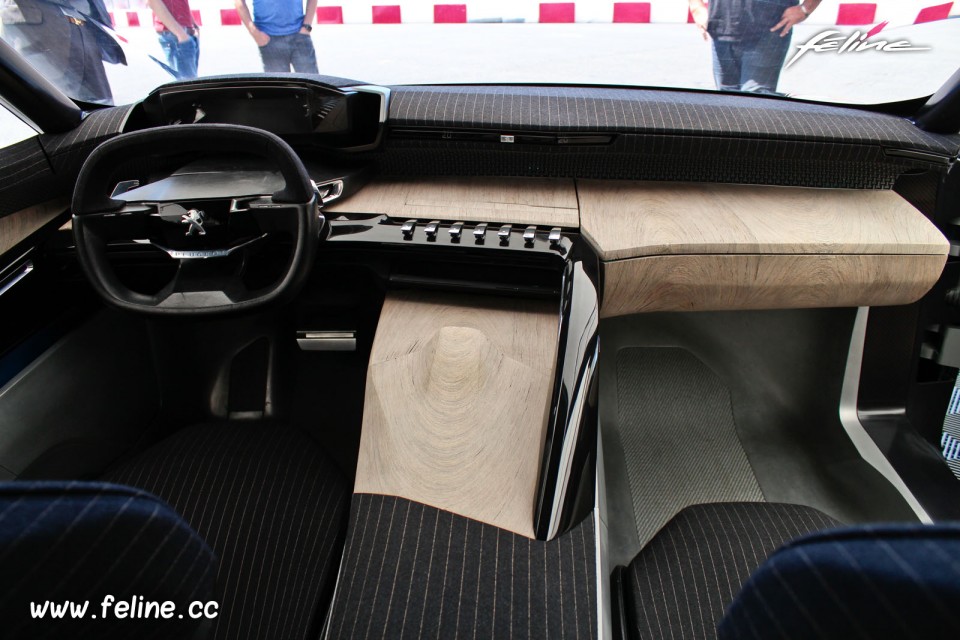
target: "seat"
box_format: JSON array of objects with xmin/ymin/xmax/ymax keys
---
[
  {"xmin": 101, "ymin": 422, "xmax": 349, "ymax": 640},
  {"xmin": 621, "ymin": 502, "xmax": 960, "ymax": 640},
  {"xmin": 0, "ymin": 481, "xmax": 216, "ymax": 639},
  {"xmin": 621, "ymin": 502, "xmax": 838, "ymax": 640},
  {"xmin": 719, "ymin": 522, "xmax": 960, "ymax": 640}
]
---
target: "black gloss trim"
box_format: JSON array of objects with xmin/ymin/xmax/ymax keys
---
[{"xmin": 534, "ymin": 243, "xmax": 600, "ymax": 539}]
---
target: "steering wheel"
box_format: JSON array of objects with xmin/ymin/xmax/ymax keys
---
[{"xmin": 72, "ymin": 124, "xmax": 320, "ymax": 315}]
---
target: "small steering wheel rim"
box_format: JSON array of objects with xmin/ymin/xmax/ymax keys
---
[{"xmin": 72, "ymin": 124, "xmax": 320, "ymax": 316}]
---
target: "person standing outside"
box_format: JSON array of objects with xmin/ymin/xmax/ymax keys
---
[
  {"xmin": 689, "ymin": 0, "xmax": 822, "ymax": 94},
  {"xmin": 236, "ymin": 0, "xmax": 318, "ymax": 73},
  {"xmin": 148, "ymin": 0, "xmax": 199, "ymax": 79}
]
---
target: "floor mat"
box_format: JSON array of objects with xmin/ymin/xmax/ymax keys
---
[{"xmin": 614, "ymin": 347, "xmax": 764, "ymax": 547}]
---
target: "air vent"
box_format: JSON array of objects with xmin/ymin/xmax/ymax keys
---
[{"xmin": 390, "ymin": 128, "xmax": 615, "ymax": 146}]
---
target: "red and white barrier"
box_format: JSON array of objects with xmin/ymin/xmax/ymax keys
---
[{"xmin": 107, "ymin": 0, "xmax": 959, "ymax": 29}]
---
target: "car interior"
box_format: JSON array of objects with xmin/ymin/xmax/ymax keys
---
[{"xmin": 1, "ymin": 34, "xmax": 960, "ymax": 640}]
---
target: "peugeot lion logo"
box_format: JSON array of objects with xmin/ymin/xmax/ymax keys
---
[{"xmin": 180, "ymin": 209, "xmax": 207, "ymax": 236}]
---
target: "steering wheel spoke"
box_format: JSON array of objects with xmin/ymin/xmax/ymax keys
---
[{"xmin": 81, "ymin": 207, "xmax": 155, "ymax": 243}]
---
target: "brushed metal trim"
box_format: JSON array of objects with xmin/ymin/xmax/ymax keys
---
[
  {"xmin": 0, "ymin": 258, "xmax": 33, "ymax": 298},
  {"xmin": 595, "ymin": 431, "xmax": 612, "ymax": 640},
  {"xmin": 348, "ymin": 85, "xmax": 391, "ymax": 123},
  {"xmin": 133, "ymin": 233, "xmax": 267, "ymax": 259},
  {"xmin": 296, "ymin": 330, "xmax": 357, "ymax": 352},
  {"xmin": 839, "ymin": 307, "xmax": 932, "ymax": 523}
]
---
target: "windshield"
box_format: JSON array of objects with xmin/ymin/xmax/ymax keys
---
[{"xmin": 0, "ymin": 0, "xmax": 958, "ymax": 107}]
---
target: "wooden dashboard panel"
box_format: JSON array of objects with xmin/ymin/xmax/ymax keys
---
[
  {"xmin": 577, "ymin": 181, "xmax": 949, "ymax": 317},
  {"xmin": 578, "ymin": 181, "xmax": 947, "ymax": 261},
  {"xmin": 354, "ymin": 290, "xmax": 559, "ymax": 539},
  {"xmin": 326, "ymin": 177, "xmax": 580, "ymax": 228},
  {"xmin": 601, "ymin": 253, "xmax": 947, "ymax": 317},
  {"xmin": 0, "ymin": 198, "xmax": 69, "ymax": 256}
]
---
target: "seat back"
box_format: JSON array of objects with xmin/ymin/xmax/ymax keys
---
[
  {"xmin": 719, "ymin": 523, "xmax": 960, "ymax": 639},
  {"xmin": 0, "ymin": 481, "xmax": 216, "ymax": 640}
]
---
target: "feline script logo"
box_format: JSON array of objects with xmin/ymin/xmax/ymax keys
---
[{"xmin": 786, "ymin": 22, "xmax": 929, "ymax": 68}]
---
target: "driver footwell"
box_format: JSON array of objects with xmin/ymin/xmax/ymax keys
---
[{"xmin": 600, "ymin": 308, "xmax": 921, "ymax": 569}]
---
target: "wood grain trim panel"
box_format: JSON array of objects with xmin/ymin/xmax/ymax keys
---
[
  {"xmin": 355, "ymin": 290, "xmax": 559, "ymax": 539},
  {"xmin": 600, "ymin": 253, "xmax": 947, "ymax": 318},
  {"xmin": 578, "ymin": 181, "xmax": 949, "ymax": 261},
  {"xmin": 0, "ymin": 198, "xmax": 69, "ymax": 256},
  {"xmin": 326, "ymin": 177, "xmax": 580, "ymax": 228}
]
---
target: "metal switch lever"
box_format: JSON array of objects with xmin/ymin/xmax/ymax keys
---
[
  {"xmin": 449, "ymin": 221, "xmax": 464, "ymax": 240},
  {"xmin": 473, "ymin": 222, "xmax": 488, "ymax": 242},
  {"xmin": 498, "ymin": 224, "xmax": 512, "ymax": 243},
  {"xmin": 548, "ymin": 227, "xmax": 562, "ymax": 244},
  {"xmin": 401, "ymin": 219, "xmax": 416, "ymax": 238},
  {"xmin": 297, "ymin": 331, "xmax": 356, "ymax": 352},
  {"xmin": 523, "ymin": 226, "xmax": 537, "ymax": 244},
  {"xmin": 425, "ymin": 220, "xmax": 441, "ymax": 238}
]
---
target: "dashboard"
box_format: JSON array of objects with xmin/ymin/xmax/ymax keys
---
[
  {"xmin": 37, "ymin": 74, "xmax": 953, "ymax": 321},
  {"xmin": 3, "ymin": 73, "xmax": 958, "ymax": 319}
]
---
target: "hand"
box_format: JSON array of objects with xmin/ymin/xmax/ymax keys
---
[
  {"xmin": 175, "ymin": 31, "xmax": 190, "ymax": 44},
  {"xmin": 252, "ymin": 28, "xmax": 270, "ymax": 47},
  {"xmin": 691, "ymin": 5, "xmax": 709, "ymax": 41},
  {"xmin": 299, "ymin": 25, "xmax": 311, "ymax": 35},
  {"xmin": 771, "ymin": 5, "xmax": 806, "ymax": 37}
]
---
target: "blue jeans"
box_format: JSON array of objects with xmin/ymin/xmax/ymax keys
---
[
  {"xmin": 258, "ymin": 32, "xmax": 318, "ymax": 74},
  {"xmin": 159, "ymin": 30, "xmax": 199, "ymax": 80},
  {"xmin": 711, "ymin": 31, "xmax": 791, "ymax": 94}
]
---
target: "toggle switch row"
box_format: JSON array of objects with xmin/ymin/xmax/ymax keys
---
[{"xmin": 400, "ymin": 219, "xmax": 562, "ymax": 247}]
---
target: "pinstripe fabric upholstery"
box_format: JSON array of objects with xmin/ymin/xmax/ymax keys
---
[
  {"xmin": 327, "ymin": 493, "xmax": 599, "ymax": 639},
  {"xmin": 0, "ymin": 105, "xmax": 130, "ymax": 219},
  {"xmin": 387, "ymin": 86, "xmax": 960, "ymax": 156},
  {"xmin": 624, "ymin": 503, "xmax": 839, "ymax": 640},
  {"xmin": 377, "ymin": 134, "xmax": 919, "ymax": 189},
  {"xmin": 40, "ymin": 105, "xmax": 133, "ymax": 158},
  {"xmin": 0, "ymin": 481, "xmax": 215, "ymax": 640},
  {"xmin": 103, "ymin": 423, "xmax": 349, "ymax": 640},
  {"xmin": 41, "ymin": 106, "xmax": 133, "ymax": 182},
  {"xmin": 720, "ymin": 523, "xmax": 960, "ymax": 640},
  {"xmin": 0, "ymin": 137, "xmax": 59, "ymax": 218},
  {"xmin": 381, "ymin": 86, "xmax": 956, "ymax": 188}
]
